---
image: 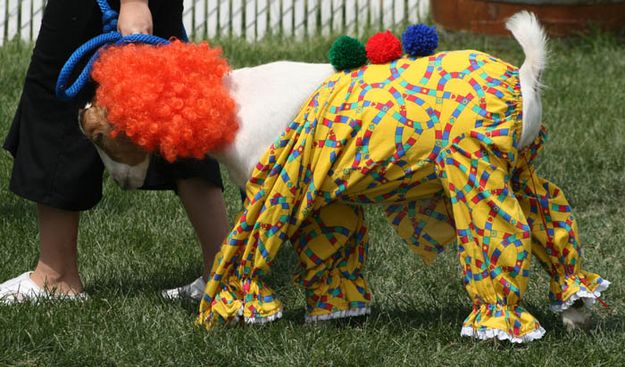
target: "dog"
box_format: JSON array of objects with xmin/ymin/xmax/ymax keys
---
[{"xmin": 79, "ymin": 12, "xmax": 608, "ymax": 342}]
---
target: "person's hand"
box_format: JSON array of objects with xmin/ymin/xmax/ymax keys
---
[{"xmin": 118, "ymin": 0, "xmax": 153, "ymax": 36}]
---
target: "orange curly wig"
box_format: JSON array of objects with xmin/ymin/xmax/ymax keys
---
[{"xmin": 91, "ymin": 40, "xmax": 237, "ymax": 162}]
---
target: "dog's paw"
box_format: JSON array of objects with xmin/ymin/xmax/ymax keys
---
[{"xmin": 561, "ymin": 300, "xmax": 591, "ymax": 332}]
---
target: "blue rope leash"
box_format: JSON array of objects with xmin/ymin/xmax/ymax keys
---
[
  {"xmin": 97, "ymin": 0, "xmax": 118, "ymax": 33},
  {"xmin": 55, "ymin": 0, "xmax": 188, "ymax": 100},
  {"xmin": 56, "ymin": 33, "xmax": 169, "ymax": 100}
]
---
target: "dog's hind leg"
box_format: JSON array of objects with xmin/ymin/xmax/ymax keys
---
[
  {"xmin": 292, "ymin": 202, "xmax": 372, "ymax": 322},
  {"xmin": 512, "ymin": 134, "xmax": 610, "ymax": 330},
  {"xmin": 437, "ymin": 133, "xmax": 545, "ymax": 343}
]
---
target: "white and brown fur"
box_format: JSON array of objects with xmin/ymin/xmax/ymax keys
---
[{"xmin": 79, "ymin": 12, "xmax": 588, "ymax": 330}]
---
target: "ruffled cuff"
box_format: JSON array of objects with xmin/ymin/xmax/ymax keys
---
[
  {"xmin": 196, "ymin": 277, "xmax": 283, "ymax": 328},
  {"xmin": 549, "ymin": 272, "xmax": 610, "ymax": 312},
  {"xmin": 297, "ymin": 268, "xmax": 372, "ymax": 322},
  {"xmin": 461, "ymin": 304, "xmax": 545, "ymax": 343}
]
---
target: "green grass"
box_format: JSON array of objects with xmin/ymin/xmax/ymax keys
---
[{"xmin": 1, "ymin": 32, "xmax": 624, "ymax": 366}]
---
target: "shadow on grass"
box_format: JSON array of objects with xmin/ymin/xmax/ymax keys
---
[
  {"xmin": 84, "ymin": 267, "xmax": 201, "ymax": 297},
  {"xmin": 595, "ymin": 314, "xmax": 625, "ymax": 333},
  {"xmin": 82, "ymin": 257, "xmax": 623, "ymax": 339},
  {"xmin": 0, "ymin": 198, "xmax": 34, "ymax": 225},
  {"xmin": 263, "ymin": 301, "xmax": 622, "ymax": 338}
]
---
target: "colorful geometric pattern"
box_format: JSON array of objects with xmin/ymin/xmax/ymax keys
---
[
  {"xmin": 512, "ymin": 129, "xmax": 609, "ymax": 313},
  {"xmin": 197, "ymin": 51, "xmax": 608, "ymax": 342}
]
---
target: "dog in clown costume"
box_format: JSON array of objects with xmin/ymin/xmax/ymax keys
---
[{"xmin": 80, "ymin": 12, "xmax": 608, "ymax": 342}]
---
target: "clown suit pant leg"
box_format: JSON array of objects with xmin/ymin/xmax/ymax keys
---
[
  {"xmin": 436, "ymin": 135, "xmax": 545, "ymax": 342},
  {"xmin": 292, "ymin": 202, "xmax": 372, "ymax": 321},
  {"xmin": 512, "ymin": 152, "xmax": 609, "ymax": 313},
  {"xmin": 197, "ymin": 193, "xmax": 295, "ymax": 327}
]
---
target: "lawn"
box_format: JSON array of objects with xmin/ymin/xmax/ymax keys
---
[{"xmin": 1, "ymin": 31, "xmax": 624, "ymax": 366}]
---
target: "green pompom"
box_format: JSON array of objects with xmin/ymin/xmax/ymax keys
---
[{"xmin": 328, "ymin": 36, "xmax": 367, "ymax": 71}]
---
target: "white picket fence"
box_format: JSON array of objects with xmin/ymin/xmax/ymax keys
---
[{"xmin": 0, "ymin": 0, "xmax": 429, "ymax": 46}]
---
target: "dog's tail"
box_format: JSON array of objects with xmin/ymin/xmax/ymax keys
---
[{"xmin": 506, "ymin": 11, "xmax": 548, "ymax": 148}]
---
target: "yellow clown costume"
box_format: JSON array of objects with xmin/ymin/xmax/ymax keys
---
[{"xmin": 197, "ymin": 50, "xmax": 608, "ymax": 342}]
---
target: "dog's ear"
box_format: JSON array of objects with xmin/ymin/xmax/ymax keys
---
[
  {"xmin": 80, "ymin": 101, "xmax": 149, "ymax": 165},
  {"xmin": 80, "ymin": 102, "xmax": 112, "ymax": 141}
]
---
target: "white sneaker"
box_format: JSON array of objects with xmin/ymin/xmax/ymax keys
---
[
  {"xmin": 0, "ymin": 272, "xmax": 88, "ymax": 304},
  {"xmin": 161, "ymin": 276, "xmax": 206, "ymax": 301}
]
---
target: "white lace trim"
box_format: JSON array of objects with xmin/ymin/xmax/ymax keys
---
[
  {"xmin": 460, "ymin": 326, "xmax": 546, "ymax": 343},
  {"xmin": 209, "ymin": 305, "xmax": 283, "ymax": 325},
  {"xmin": 244, "ymin": 310, "xmax": 283, "ymax": 324},
  {"xmin": 550, "ymin": 279, "xmax": 611, "ymax": 313},
  {"xmin": 304, "ymin": 307, "xmax": 371, "ymax": 322}
]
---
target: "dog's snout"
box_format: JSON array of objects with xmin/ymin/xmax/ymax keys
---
[
  {"xmin": 117, "ymin": 177, "xmax": 132, "ymax": 190},
  {"xmin": 112, "ymin": 174, "xmax": 140, "ymax": 190}
]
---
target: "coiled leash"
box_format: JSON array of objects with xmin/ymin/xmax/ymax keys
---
[{"xmin": 55, "ymin": 0, "xmax": 188, "ymax": 100}]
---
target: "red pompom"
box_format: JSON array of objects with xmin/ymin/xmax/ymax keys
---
[
  {"xmin": 365, "ymin": 31, "xmax": 403, "ymax": 64},
  {"xmin": 91, "ymin": 41, "xmax": 238, "ymax": 162}
]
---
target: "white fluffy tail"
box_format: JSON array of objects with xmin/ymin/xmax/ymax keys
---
[{"xmin": 505, "ymin": 11, "xmax": 548, "ymax": 148}]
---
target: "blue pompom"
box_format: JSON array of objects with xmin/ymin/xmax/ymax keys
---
[{"xmin": 402, "ymin": 24, "xmax": 439, "ymax": 57}]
